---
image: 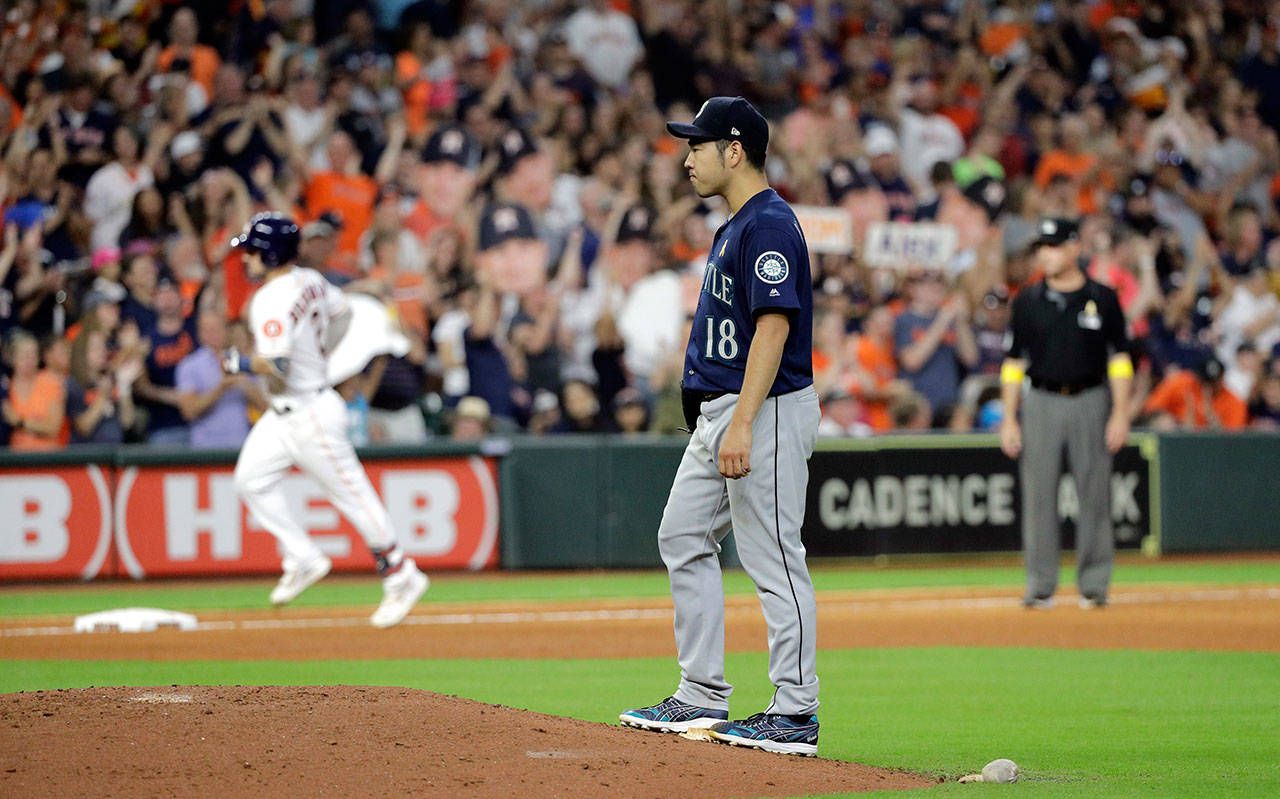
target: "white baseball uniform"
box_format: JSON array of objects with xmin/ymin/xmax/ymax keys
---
[{"xmin": 233, "ymin": 266, "xmax": 399, "ymax": 572}]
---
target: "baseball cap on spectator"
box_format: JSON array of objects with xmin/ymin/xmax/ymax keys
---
[
  {"xmin": 615, "ymin": 205, "xmax": 655, "ymax": 244},
  {"xmin": 39, "ymin": 64, "xmax": 69, "ymax": 95},
  {"xmin": 496, "ymin": 127, "xmax": 539, "ymax": 175},
  {"xmin": 1105, "ymin": 17, "xmax": 1144, "ymax": 42},
  {"xmin": 170, "ymin": 131, "xmax": 202, "ymax": 161},
  {"xmin": 1195, "ymin": 356, "xmax": 1225, "ymax": 384},
  {"xmin": 1031, "ymin": 217, "xmax": 1079, "ymax": 248},
  {"xmin": 423, "ymin": 125, "xmax": 481, "ymax": 170},
  {"xmin": 479, "ymin": 203, "xmax": 537, "ymax": 250},
  {"xmin": 532, "ymin": 389, "xmax": 560, "ymax": 414},
  {"xmin": 82, "ymin": 287, "xmax": 123, "ymax": 314},
  {"xmin": 455, "ymin": 395, "xmax": 492, "ymax": 423},
  {"xmin": 825, "ymin": 160, "xmax": 869, "ymax": 203},
  {"xmin": 863, "ymin": 125, "xmax": 898, "ymax": 158},
  {"xmin": 822, "ymin": 387, "xmax": 857, "ymax": 404},
  {"xmin": 303, "ymin": 211, "xmax": 345, "ymax": 239},
  {"xmin": 612, "ymin": 386, "xmax": 647, "ymax": 411},
  {"xmin": 665, "ymin": 96, "xmax": 769, "ymax": 153},
  {"xmin": 124, "ymin": 239, "xmax": 158, "ymax": 259},
  {"xmin": 91, "ymin": 247, "xmax": 122, "ymax": 271},
  {"xmin": 963, "ymin": 175, "xmax": 1008, "ymax": 222},
  {"xmin": 865, "ymin": 124, "xmax": 896, "ymax": 159}
]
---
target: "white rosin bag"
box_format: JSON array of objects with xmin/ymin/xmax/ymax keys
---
[{"xmin": 326, "ymin": 293, "xmax": 412, "ymax": 387}]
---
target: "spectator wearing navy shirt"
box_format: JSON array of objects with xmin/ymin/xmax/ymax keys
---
[
  {"xmin": 894, "ymin": 270, "xmax": 978, "ymax": 426},
  {"xmin": 134, "ymin": 279, "xmax": 196, "ymax": 445}
]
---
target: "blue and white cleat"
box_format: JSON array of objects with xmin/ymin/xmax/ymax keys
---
[
  {"xmin": 619, "ymin": 696, "xmax": 728, "ymax": 733},
  {"xmin": 707, "ymin": 712, "xmax": 819, "ymax": 756}
]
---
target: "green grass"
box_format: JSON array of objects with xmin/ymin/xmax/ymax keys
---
[
  {"xmin": 5, "ymin": 647, "xmax": 1278, "ymax": 798},
  {"xmin": 2, "ymin": 554, "xmax": 1278, "ymax": 619}
]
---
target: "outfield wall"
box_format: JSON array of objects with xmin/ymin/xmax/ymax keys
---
[{"xmin": 1, "ymin": 433, "xmax": 1275, "ymax": 579}]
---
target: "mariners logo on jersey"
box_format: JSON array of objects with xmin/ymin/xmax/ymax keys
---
[
  {"xmin": 754, "ymin": 251, "xmax": 789, "ymax": 284},
  {"xmin": 684, "ymin": 189, "xmax": 814, "ymax": 395}
]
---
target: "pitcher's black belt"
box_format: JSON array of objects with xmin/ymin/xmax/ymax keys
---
[
  {"xmin": 1030, "ymin": 377, "xmax": 1103, "ymax": 396},
  {"xmin": 682, "ymin": 388, "xmax": 729, "ymax": 405},
  {"xmin": 680, "ymin": 386, "xmax": 731, "ymax": 431}
]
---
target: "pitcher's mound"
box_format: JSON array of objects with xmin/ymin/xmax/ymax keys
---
[{"xmin": 0, "ymin": 686, "xmax": 935, "ymax": 798}]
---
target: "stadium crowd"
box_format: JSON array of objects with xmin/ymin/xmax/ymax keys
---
[{"xmin": 3, "ymin": 0, "xmax": 1280, "ymax": 450}]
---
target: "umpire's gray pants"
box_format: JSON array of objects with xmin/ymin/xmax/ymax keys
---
[
  {"xmin": 659, "ymin": 386, "xmax": 821, "ymax": 717},
  {"xmin": 1019, "ymin": 385, "xmax": 1114, "ymax": 602}
]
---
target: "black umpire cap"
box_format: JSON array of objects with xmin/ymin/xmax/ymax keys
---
[
  {"xmin": 666, "ymin": 96, "xmax": 769, "ymax": 152},
  {"xmin": 1031, "ymin": 217, "xmax": 1080, "ymax": 248}
]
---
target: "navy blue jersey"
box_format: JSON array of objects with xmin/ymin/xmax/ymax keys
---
[{"xmin": 683, "ymin": 189, "xmax": 813, "ymax": 395}]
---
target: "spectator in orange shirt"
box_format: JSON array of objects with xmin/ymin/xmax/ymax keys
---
[
  {"xmin": 404, "ymin": 125, "xmax": 481, "ymax": 243},
  {"xmin": 852, "ymin": 306, "xmax": 908, "ymax": 432},
  {"xmin": 1143, "ymin": 357, "xmax": 1248, "ymax": 430},
  {"xmin": 2, "ymin": 330, "xmax": 65, "ymax": 450},
  {"xmin": 1033, "ymin": 115, "xmax": 1107, "ymax": 215},
  {"xmin": 156, "ymin": 9, "xmax": 221, "ymax": 97},
  {"xmin": 303, "ymin": 126, "xmax": 404, "ymax": 274},
  {"xmin": 395, "ymin": 23, "xmax": 436, "ymax": 139}
]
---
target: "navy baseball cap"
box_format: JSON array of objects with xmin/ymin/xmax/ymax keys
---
[
  {"xmin": 963, "ymin": 176, "xmax": 1008, "ymax": 222},
  {"xmin": 615, "ymin": 205, "xmax": 655, "ymax": 244},
  {"xmin": 1031, "ymin": 217, "xmax": 1079, "ymax": 248},
  {"xmin": 496, "ymin": 126, "xmax": 538, "ymax": 175},
  {"xmin": 825, "ymin": 159, "xmax": 869, "ymax": 203},
  {"xmin": 479, "ymin": 203, "xmax": 537, "ymax": 250},
  {"xmin": 667, "ymin": 96, "xmax": 769, "ymax": 152},
  {"xmin": 423, "ymin": 124, "xmax": 481, "ymax": 170}
]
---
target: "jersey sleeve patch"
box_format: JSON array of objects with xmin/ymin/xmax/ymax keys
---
[
  {"xmin": 754, "ymin": 251, "xmax": 790, "ymax": 284},
  {"xmin": 262, "ymin": 319, "xmax": 284, "ymax": 338}
]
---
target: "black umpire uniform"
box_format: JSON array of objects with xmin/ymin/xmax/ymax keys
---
[{"xmin": 1000, "ymin": 218, "xmax": 1132, "ymax": 609}]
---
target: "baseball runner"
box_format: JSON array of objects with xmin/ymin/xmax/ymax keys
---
[
  {"xmin": 620, "ymin": 97, "xmax": 822, "ymax": 756},
  {"xmin": 227, "ymin": 213, "xmax": 428, "ymax": 628}
]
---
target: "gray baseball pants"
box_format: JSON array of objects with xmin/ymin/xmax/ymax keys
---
[
  {"xmin": 1019, "ymin": 385, "xmax": 1114, "ymax": 602},
  {"xmin": 659, "ymin": 385, "xmax": 822, "ymax": 717}
]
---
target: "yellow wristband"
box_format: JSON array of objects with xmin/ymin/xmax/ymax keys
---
[
  {"xmin": 1107, "ymin": 356, "xmax": 1134, "ymax": 380},
  {"xmin": 1000, "ymin": 362, "xmax": 1026, "ymax": 385}
]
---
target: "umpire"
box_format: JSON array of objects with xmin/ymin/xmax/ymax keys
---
[{"xmin": 999, "ymin": 218, "xmax": 1132, "ymax": 609}]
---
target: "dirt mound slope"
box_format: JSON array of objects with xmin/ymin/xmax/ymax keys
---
[{"xmin": 0, "ymin": 686, "xmax": 935, "ymax": 798}]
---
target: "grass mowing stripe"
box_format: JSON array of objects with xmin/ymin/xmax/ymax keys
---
[
  {"xmin": 4, "ymin": 647, "xmax": 1277, "ymax": 799},
  {"xmin": 3, "ymin": 557, "xmax": 1279, "ymax": 618}
]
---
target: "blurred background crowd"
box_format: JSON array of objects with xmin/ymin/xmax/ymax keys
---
[{"xmin": 4, "ymin": 0, "xmax": 1280, "ymax": 451}]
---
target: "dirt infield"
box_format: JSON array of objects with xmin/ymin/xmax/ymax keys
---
[
  {"xmin": 0, "ymin": 686, "xmax": 936, "ymax": 799},
  {"xmin": 2, "ymin": 584, "xmax": 1277, "ymax": 662},
  {"xmin": 2, "ymin": 581, "xmax": 1277, "ymax": 798}
]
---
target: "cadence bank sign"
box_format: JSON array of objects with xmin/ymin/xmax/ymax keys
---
[
  {"xmin": 802, "ymin": 444, "xmax": 1152, "ymax": 556},
  {"xmin": 0, "ymin": 457, "xmax": 499, "ymax": 579}
]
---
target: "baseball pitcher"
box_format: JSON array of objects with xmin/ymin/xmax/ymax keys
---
[{"xmin": 620, "ymin": 97, "xmax": 822, "ymax": 756}]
